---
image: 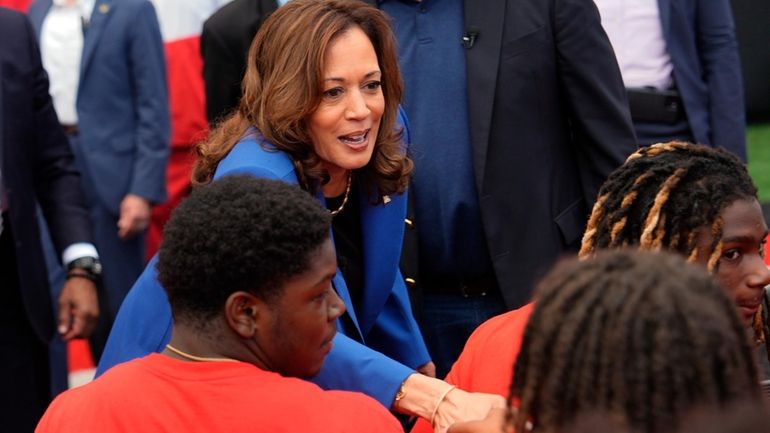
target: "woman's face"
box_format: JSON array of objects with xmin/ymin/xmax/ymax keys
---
[
  {"xmin": 308, "ymin": 26, "xmax": 384, "ymax": 180},
  {"xmin": 694, "ymin": 198, "xmax": 770, "ymax": 325}
]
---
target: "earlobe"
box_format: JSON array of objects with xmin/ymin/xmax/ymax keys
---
[{"xmin": 224, "ymin": 292, "xmax": 262, "ymax": 339}]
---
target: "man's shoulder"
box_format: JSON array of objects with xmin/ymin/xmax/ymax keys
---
[
  {"xmin": 203, "ymin": 0, "xmax": 264, "ymax": 36},
  {"xmin": 0, "ymin": 8, "xmax": 32, "ymax": 57}
]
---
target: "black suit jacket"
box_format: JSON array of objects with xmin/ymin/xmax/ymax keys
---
[
  {"xmin": 201, "ymin": 0, "xmax": 278, "ymax": 124},
  {"xmin": 446, "ymin": 0, "xmax": 637, "ymax": 307},
  {"xmin": 400, "ymin": 0, "xmax": 639, "ymax": 309},
  {"xmin": 0, "ymin": 8, "xmax": 93, "ymax": 342}
]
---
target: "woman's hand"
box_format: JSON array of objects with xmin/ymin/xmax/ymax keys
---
[
  {"xmin": 433, "ymin": 388, "xmax": 506, "ymax": 433},
  {"xmin": 391, "ymin": 373, "xmax": 506, "ymax": 433},
  {"xmin": 447, "ymin": 408, "xmax": 510, "ymax": 433}
]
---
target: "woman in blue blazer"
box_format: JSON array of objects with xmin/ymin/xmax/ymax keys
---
[{"xmin": 97, "ymin": 1, "xmax": 502, "ymax": 429}]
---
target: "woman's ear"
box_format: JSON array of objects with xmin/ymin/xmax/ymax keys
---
[{"xmin": 224, "ymin": 292, "xmax": 265, "ymax": 338}]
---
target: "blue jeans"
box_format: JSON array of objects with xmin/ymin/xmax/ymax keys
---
[{"xmin": 420, "ymin": 291, "xmax": 506, "ymax": 379}]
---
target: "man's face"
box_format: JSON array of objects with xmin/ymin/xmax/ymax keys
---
[
  {"xmin": 694, "ymin": 198, "xmax": 770, "ymax": 326},
  {"xmin": 258, "ymin": 238, "xmax": 345, "ymax": 377}
]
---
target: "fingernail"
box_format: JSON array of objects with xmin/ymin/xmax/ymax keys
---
[{"xmin": 58, "ymin": 325, "xmax": 68, "ymax": 334}]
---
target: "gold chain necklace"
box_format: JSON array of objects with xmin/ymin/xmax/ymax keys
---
[
  {"xmin": 165, "ymin": 344, "xmax": 238, "ymax": 363},
  {"xmin": 329, "ymin": 171, "xmax": 352, "ymax": 217}
]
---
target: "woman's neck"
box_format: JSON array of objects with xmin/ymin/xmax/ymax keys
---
[{"xmin": 323, "ymin": 167, "xmax": 351, "ymax": 198}]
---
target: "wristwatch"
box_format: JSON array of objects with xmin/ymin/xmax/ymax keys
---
[{"xmin": 67, "ymin": 256, "xmax": 103, "ymax": 282}]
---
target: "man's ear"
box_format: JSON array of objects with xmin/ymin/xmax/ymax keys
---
[{"xmin": 224, "ymin": 292, "xmax": 267, "ymax": 339}]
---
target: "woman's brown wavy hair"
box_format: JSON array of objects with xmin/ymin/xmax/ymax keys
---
[{"xmin": 193, "ymin": 0, "xmax": 412, "ymax": 200}]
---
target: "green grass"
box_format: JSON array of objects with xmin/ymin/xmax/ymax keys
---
[{"xmin": 748, "ymin": 123, "xmax": 770, "ymax": 203}]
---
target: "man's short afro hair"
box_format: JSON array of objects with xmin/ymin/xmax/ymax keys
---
[{"xmin": 157, "ymin": 175, "xmax": 332, "ymax": 326}]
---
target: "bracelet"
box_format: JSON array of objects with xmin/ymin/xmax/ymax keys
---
[
  {"xmin": 393, "ymin": 381, "xmax": 407, "ymax": 409},
  {"xmin": 66, "ymin": 272, "xmax": 98, "ymax": 283},
  {"xmin": 429, "ymin": 385, "xmax": 456, "ymax": 427}
]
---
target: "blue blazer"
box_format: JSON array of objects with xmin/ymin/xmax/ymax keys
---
[
  {"xmin": 29, "ymin": 0, "xmax": 169, "ymax": 212},
  {"xmin": 97, "ymin": 123, "xmax": 430, "ymax": 406},
  {"xmin": 659, "ymin": 0, "xmax": 746, "ymax": 160}
]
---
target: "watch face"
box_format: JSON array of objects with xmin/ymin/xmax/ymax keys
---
[{"xmin": 70, "ymin": 257, "xmax": 102, "ymax": 275}]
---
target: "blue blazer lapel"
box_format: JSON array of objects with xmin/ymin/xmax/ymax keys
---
[
  {"xmin": 357, "ymin": 190, "xmax": 406, "ymax": 336},
  {"xmin": 28, "ymin": 0, "xmax": 52, "ymax": 36},
  {"xmin": 80, "ymin": 0, "xmax": 116, "ymax": 81}
]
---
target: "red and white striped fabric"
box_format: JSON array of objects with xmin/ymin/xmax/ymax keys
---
[{"xmin": 145, "ymin": 0, "xmax": 233, "ymax": 259}]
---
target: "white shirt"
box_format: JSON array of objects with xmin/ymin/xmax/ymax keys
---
[
  {"xmin": 593, "ymin": 0, "xmax": 674, "ymax": 90},
  {"xmin": 40, "ymin": 0, "xmax": 95, "ymax": 125}
]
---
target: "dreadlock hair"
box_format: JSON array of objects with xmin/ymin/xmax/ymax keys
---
[
  {"xmin": 509, "ymin": 250, "xmax": 761, "ymax": 433},
  {"xmin": 578, "ymin": 142, "xmax": 767, "ymax": 340},
  {"xmin": 579, "ymin": 141, "xmax": 757, "ymax": 269}
]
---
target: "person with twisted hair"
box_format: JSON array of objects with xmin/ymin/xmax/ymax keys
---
[
  {"xmin": 448, "ymin": 250, "xmax": 762, "ymax": 433},
  {"xmin": 411, "ymin": 141, "xmax": 770, "ymax": 432},
  {"xmin": 96, "ymin": 0, "xmax": 503, "ymax": 430}
]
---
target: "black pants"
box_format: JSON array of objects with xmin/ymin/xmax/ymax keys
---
[{"xmin": 0, "ymin": 221, "xmax": 51, "ymax": 433}]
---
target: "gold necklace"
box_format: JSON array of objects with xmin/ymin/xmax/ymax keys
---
[
  {"xmin": 329, "ymin": 171, "xmax": 352, "ymax": 217},
  {"xmin": 165, "ymin": 344, "xmax": 238, "ymax": 363}
]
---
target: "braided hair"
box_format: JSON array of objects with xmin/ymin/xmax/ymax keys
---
[
  {"xmin": 578, "ymin": 142, "xmax": 766, "ymax": 339},
  {"xmin": 509, "ymin": 250, "xmax": 761, "ymax": 433},
  {"xmin": 579, "ymin": 141, "xmax": 757, "ymax": 268}
]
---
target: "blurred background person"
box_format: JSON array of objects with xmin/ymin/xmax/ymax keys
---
[
  {"xmin": 594, "ymin": 0, "xmax": 747, "ymax": 160},
  {"xmin": 0, "ymin": 7, "xmax": 99, "ymax": 432},
  {"xmin": 27, "ymin": 0, "xmax": 170, "ymax": 354}
]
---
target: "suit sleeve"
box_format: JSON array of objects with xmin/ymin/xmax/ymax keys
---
[
  {"xmin": 697, "ymin": 0, "xmax": 746, "ymax": 160},
  {"xmin": 311, "ymin": 331, "xmax": 414, "ymax": 408},
  {"xmin": 24, "ymin": 14, "xmax": 93, "ymax": 252},
  {"xmin": 201, "ymin": 19, "xmax": 243, "ymax": 125},
  {"xmin": 126, "ymin": 1, "xmax": 170, "ymax": 204},
  {"xmin": 553, "ymin": 0, "xmax": 638, "ymax": 202}
]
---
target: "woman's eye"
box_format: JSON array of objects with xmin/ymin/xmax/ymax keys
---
[
  {"xmin": 364, "ymin": 80, "xmax": 382, "ymax": 91},
  {"xmin": 323, "ymin": 88, "xmax": 343, "ymax": 99},
  {"xmin": 722, "ymin": 249, "xmax": 741, "ymax": 261}
]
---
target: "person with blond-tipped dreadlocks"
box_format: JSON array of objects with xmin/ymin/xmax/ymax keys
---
[
  {"xmin": 411, "ymin": 141, "xmax": 770, "ymax": 433},
  {"xmin": 448, "ymin": 250, "xmax": 762, "ymax": 433}
]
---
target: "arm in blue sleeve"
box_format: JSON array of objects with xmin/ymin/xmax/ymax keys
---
[{"xmin": 311, "ymin": 331, "xmax": 414, "ymax": 408}]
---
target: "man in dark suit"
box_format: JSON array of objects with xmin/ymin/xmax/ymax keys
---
[
  {"xmin": 595, "ymin": 0, "xmax": 747, "ymax": 160},
  {"xmin": 380, "ymin": 0, "xmax": 638, "ymax": 377},
  {"xmin": 0, "ymin": 8, "xmax": 99, "ymax": 432},
  {"xmin": 28, "ymin": 0, "xmax": 169, "ymax": 322}
]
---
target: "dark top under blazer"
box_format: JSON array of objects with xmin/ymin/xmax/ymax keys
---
[{"xmin": 0, "ymin": 8, "xmax": 93, "ymax": 342}]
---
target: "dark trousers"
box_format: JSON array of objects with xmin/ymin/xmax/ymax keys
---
[
  {"xmin": 634, "ymin": 117, "xmax": 694, "ymax": 147},
  {"xmin": 420, "ymin": 291, "xmax": 506, "ymax": 379},
  {"xmin": 0, "ymin": 223, "xmax": 51, "ymax": 433}
]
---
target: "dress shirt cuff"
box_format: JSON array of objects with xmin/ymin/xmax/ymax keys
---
[{"xmin": 62, "ymin": 243, "xmax": 99, "ymax": 267}]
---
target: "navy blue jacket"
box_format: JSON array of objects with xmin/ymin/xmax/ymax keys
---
[{"xmin": 659, "ymin": 0, "xmax": 746, "ymax": 160}]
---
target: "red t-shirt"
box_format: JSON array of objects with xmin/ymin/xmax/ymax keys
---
[
  {"xmin": 37, "ymin": 353, "xmax": 402, "ymax": 433},
  {"xmin": 411, "ymin": 303, "xmax": 534, "ymax": 433}
]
